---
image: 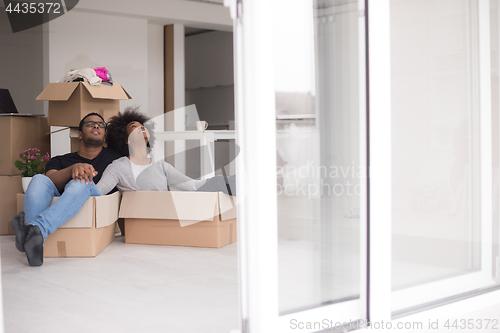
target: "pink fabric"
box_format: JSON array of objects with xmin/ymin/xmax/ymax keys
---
[{"xmin": 93, "ymin": 67, "xmax": 109, "ymax": 82}]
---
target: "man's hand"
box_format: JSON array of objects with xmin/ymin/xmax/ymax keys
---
[{"xmin": 71, "ymin": 163, "xmax": 98, "ymax": 184}]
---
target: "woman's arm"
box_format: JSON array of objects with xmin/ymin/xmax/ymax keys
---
[
  {"xmin": 163, "ymin": 161, "xmax": 237, "ymax": 195},
  {"xmin": 163, "ymin": 162, "xmax": 206, "ymax": 191},
  {"xmin": 96, "ymin": 162, "xmax": 120, "ymax": 195}
]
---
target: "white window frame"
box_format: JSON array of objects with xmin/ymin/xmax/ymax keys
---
[
  {"xmin": 233, "ymin": 0, "xmax": 369, "ymax": 332},
  {"xmin": 232, "ymin": 0, "xmax": 500, "ymax": 331},
  {"xmin": 367, "ymin": 0, "xmax": 393, "ymax": 324}
]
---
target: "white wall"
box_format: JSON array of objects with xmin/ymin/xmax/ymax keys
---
[
  {"xmin": 48, "ymin": 10, "xmax": 149, "ymax": 113},
  {"xmin": 148, "ymin": 23, "xmax": 165, "ymax": 118}
]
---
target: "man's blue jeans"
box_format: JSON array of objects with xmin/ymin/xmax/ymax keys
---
[{"xmin": 23, "ymin": 174, "xmax": 101, "ymax": 240}]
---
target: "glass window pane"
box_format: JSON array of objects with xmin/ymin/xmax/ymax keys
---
[
  {"xmin": 391, "ymin": 0, "xmax": 500, "ymax": 316},
  {"xmin": 273, "ymin": 0, "xmax": 364, "ymax": 315}
]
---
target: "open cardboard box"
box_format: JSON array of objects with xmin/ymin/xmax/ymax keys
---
[
  {"xmin": 119, "ymin": 191, "xmax": 237, "ymax": 248},
  {"xmin": 36, "ymin": 82, "xmax": 131, "ymax": 127},
  {"xmin": 0, "ymin": 114, "xmax": 50, "ymax": 175},
  {"xmin": 17, "ymin": 191, "xmax": 121, "ymax": 257}
]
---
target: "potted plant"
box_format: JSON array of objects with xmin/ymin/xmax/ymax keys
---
[{"xmin": 14, "ymin": 148, "xmax": 50, "ymax": 193}]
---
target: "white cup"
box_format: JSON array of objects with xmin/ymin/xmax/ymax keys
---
[{"xmin": 196, "ymin": 121, "xmax": 208, "ymax": 131}]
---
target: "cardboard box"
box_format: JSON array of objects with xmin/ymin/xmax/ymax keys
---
[
  {"xmin": 16, "ymin": 191, "xmax": 121, "ymax": 257},
  {"xmin": 36, "ymin": 82, "xmax": 131, "ymax": 127},
  {"xmin": 0, "ymin": 176, "xmax": 23, "ymax": 235},
  {"xmin": 119, "ymin": 191, "xmax": 237, "ymax": 248},
  {"xmin": 0, "ymin": 114, "xmax": 50, "ymax": 175}
]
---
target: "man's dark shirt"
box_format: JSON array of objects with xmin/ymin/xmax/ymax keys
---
[{"xmin": 46, "ymin": 148, "xmax": 122, "ymax": 190}]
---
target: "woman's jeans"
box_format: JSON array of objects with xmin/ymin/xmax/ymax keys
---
[{"xmin": 23, "ymin": 174, "xmax": 101, "ymax": 240}]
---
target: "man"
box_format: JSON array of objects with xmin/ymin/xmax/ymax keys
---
[{"xmin": 10, "ymin": 112, "xmax": 122, "ymax": 267}]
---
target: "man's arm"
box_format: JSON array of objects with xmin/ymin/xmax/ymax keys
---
[{"xmin": 46, "ymin": 163, "xmax": 98, "ymax": 192}]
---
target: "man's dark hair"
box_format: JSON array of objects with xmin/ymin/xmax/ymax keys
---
[
  {"xmin": 106, "ymin": 106, "xmax": 155, "ymax": 156},
  {"xmin": 78, "ymin": 112, "xmax": 106, "ymax": 132}
]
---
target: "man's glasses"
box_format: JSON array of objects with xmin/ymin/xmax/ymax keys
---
[{"xmin": 84, "ymin": 121, "xmax": 107, "ymax": 128}]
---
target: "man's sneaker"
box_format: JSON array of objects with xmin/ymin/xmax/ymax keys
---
[
  {"xmin": 24, "ymin": 225, "xmax": 43, "ymax": 267},
  {"xmin": 10, "ymin": 212, "xmax": 26, "ymax": 252}
]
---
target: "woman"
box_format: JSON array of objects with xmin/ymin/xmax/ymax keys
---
[{"xmin": 96, "ymin": 107, "xmax": 236, "ymax": 196}]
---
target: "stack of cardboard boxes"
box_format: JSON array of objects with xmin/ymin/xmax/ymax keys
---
[
  {"xmin": 0, "ymin": 114, "xmax": 50, "ymax": 235},
  {"xmin": 16, "ymin": 81, "xmax": 132, "ymax": 258},
  {"xmin": 37, "ymin": 81, "xmax": 131, "ymax": 156}
]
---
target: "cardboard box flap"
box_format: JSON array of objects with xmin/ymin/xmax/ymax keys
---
[
  {"xmin": 36, "ymin": 82, "xmax": 80, "ymax": 101},
  {"xmin": 119, "ymin": 191, "xmax": 217, "ymax": 222},
  {"xmin": 171, "ymin": 191, "xmax": 218, "ymax": 227},
  {"xmin": 82, "ymin": 82, "xmax": 131, "ymax": 100},
  {"xmin": 120, "ymin": 85, "xmax": 132, "ymax": 99},
  {"xmin": 51, "ymin": 195, "xmax": 94, "ymax": 228},
  {"xmin": 218, "ymin": 193, "xmax": 237, "ymax": 221},
  {"xmin": 95, "ymin": 191, "xmax": 121, "ymax": 228}
]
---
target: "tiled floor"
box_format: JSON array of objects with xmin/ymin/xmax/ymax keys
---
[
  {"xmin": 0, "ymin": 235, "xmax": 240, "ymax": 333},
  {"xmin": 3, "ymin": 191, "xmax": 498, "ymax": 333}
]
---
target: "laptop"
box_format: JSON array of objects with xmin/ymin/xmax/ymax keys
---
[{"xmin": 0, "ymin": 89, "xmax": 19, "ymax": 114}]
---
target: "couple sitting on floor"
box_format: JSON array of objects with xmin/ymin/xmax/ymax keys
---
[{"xmin": 10, "ymin": 107, "xmax": 237, "ymax": 267}]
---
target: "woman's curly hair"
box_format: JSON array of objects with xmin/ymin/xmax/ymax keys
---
[{"xmin": 106, "ymin": 106, "xmax": 155, "ymax": 156}]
